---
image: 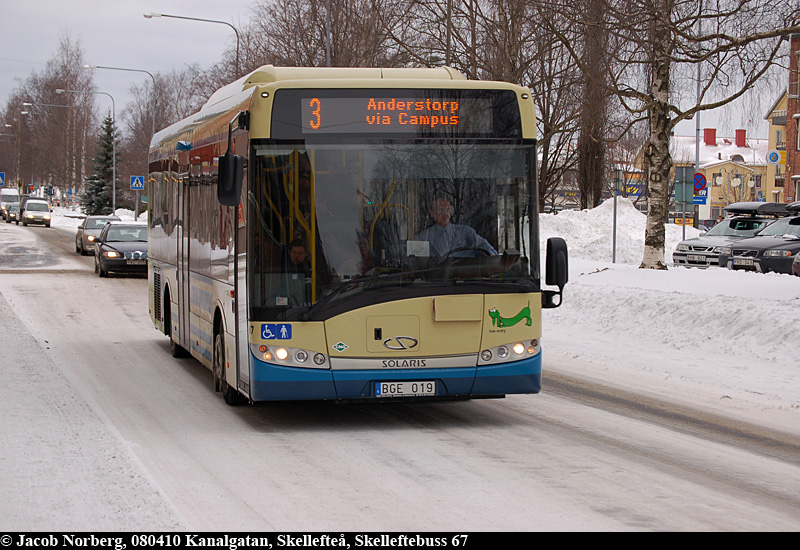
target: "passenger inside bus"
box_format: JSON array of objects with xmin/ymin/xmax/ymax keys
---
[{"xmin": 416, "ymin": 196, "xmax": 497, "ymax": 257}]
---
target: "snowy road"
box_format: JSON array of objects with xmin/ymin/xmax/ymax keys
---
[{"xmin": 1, "ymin": 220, "xmax": 799, "ymax": 531}]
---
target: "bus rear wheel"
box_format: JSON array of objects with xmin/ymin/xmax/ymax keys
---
[{"xmin": 214, "ymin": 332, "xmax": 242, "ymax": 406}]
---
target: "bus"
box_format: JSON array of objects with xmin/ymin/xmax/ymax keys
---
[{"xmin": 147, "ymin": 66, "xmax": 568, "ymax": 405}]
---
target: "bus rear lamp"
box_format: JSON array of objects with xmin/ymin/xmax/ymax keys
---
[
  {"xmin": 480, "ymin": 350, "xmax": 492, "ymax": 362},
  {"xmin": 258, "ymin": 345, "xmax": 268, "ymax": 353},
  {"xmin": 295, "ymin": 350, "xmax": 308, "ymax": 363},
  {"xmin": 313, "ymin": 353, "xmax": 326, "ymax": 365},
  {"xmin": 497, "ymin": 346, "xmax": 508, "ymax": 359},
  {"xmin": 275, "ymin": 348, "xmax": 289, "ymax": 360},
  {"xmin": 513, "ymin": 343, "xmax": 525, "ymax": 355}
]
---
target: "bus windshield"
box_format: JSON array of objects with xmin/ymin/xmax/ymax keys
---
[{"xmin": 248, "ymin": 140, "xmax": 534, "ymax": 319}]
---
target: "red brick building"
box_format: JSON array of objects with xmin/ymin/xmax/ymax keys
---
[{"xmin": 787, "ymin": 33, "xmax": 800, "ymax": 202}]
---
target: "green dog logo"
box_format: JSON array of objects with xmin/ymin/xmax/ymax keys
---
[{"xmin": 488, "ymin": 302, "xmax": 532, "ymax": 327}]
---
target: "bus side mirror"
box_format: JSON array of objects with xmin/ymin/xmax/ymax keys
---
[
  {"xmin": 542, "ymin": 237, "xmax": 568, "ymax": 309},
  {"xmin": 218, "ymin": 150, "xmax": 243, "ymax": 207}
]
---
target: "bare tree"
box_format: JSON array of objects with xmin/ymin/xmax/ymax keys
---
[
  {"xmin": 540, "ymin": 0, "xmax": 800, "ymax": 269},
  {"xmin": 576, "ymin": 0, "xmax": 609, "ymax": 209}
]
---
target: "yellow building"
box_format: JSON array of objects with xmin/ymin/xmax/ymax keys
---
[
  {"xmin": 764, "ymin": 91, "xmax": 788, "ymax": 202},
  {"xmin": 671, "ymin": 128, "xmax": 768, "ymax": 220}
]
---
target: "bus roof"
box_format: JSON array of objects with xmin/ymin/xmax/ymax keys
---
[{"xmin": 204, "ymin": 65, "xmax": 467, "ymax": 108}]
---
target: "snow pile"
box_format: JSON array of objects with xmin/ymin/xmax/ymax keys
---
[
  {"xmin": 540, "ymin": 197, "xmax": 701, "ymax": 264},
  {"xmin": 538, "ymin": 198, "xmax": 800, "ymax": 410}
]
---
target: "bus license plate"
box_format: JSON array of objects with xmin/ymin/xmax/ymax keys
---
[
  {"xmin": 733, "ymin": 258, "xmax": 754, "ymax": 266},
  {"xmin": 376, "ymin": 381, "xmax": 436, "ymax": 398}
]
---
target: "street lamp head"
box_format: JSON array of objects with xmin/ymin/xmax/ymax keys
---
[
  {"xmin": 83, "ymin": 64, "xmax": 97, "ymax": 70},
  {"xmin": 22, "ymin": 102, "xmax": 32, "ymax": 106},
  {"xmin": 55, "ymin": 89, "xmax": 65, "ymax": 94},
  {"xmin": 143, "ymin": 12, "xmax": 162, "ymax": 18}
]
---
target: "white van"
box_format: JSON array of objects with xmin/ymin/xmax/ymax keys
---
[{"xmin": 1, "ymin": 188, "xmax": 20, "ymax": 220}]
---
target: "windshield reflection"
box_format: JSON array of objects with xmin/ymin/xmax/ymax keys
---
[{"xmin": 248, "ymin": 141, "xmax": 535, "ymax": 319}]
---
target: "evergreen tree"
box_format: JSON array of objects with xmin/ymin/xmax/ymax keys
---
[{"xmin": 81, "ymin": 114, "xmax": 118, "ymax": 215}]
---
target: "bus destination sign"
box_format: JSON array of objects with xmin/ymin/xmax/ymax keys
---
[
  {"xmin": 300, "ymin": 96, "xmax": 483, "ymax": 134},
  {"xmin": 270, "ymin": 89, "xmax": 522, "ymax": 139}
]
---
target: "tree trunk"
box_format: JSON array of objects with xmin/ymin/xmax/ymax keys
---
[{"xmin": 640, "ymin": 38, "xmax": 672, "ymax": 270}]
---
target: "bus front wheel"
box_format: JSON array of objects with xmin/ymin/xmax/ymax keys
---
[{"xmin": 214, "ymin": 332, "xmax": 242, "ymax": 406}]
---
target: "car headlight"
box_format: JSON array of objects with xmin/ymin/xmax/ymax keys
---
[
  {"xmin": 676, "ymin": 244, "xmax": 689, "ymax": 251},
  {"xmin": 764, "ymin": 249, "xmax": 793, "ymax": 257},
  {"xmin": 25, "ymin": 214, "xmax": 34, "ymax": 219},
  {"xmin": 87, "ymin": 235, "xmax": 95, "ymax": 241},
  {"xmin": 718, "ymin": 247, "xmax": 732, "ymax": 256},
  {"xmin": 43, "ymin": 215, "xmax": 50, "ymax": 220},
  {"xmin": 103, "ymin": 251, "xmax": 121, "ymax": 258}
]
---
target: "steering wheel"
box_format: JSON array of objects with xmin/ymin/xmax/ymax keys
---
[{"xmin": 442, "ymin": 246, "xmax": 493, "ymax": 258}]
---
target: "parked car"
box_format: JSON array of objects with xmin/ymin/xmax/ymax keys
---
[
  {"xmin": 718, "ymin": 202, "xmax": 800, "ymax": 274},
  {"xmin": 793, "ymin": 253, "xmax": 800, "ymax": 277},
  {"xmin": 672, "ymin": 202, "xmax": 788, "ymax": 268},
  {"xmin": 75, "ymin": 215, "xmax": 120, "ymax": 255},
  {"xmin": 5, "ymin": 204, "xmax": 20, "ymax": 224},
  {"xmin": 94, "ymin": 221, "xmax": 148, "ymax": 277},
  {"xmin": 20, "ymin": 199, "xmax": 52, "ymax": 227}
]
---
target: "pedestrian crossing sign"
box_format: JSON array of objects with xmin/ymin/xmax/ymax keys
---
[{"xmin": 130, "ymin": 176, "xmax": 145, "ymax": 190}]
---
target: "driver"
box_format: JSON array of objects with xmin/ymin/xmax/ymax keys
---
[{"xmin": 416, "ymin": 197, "xmax": 497, "ymax": 257}]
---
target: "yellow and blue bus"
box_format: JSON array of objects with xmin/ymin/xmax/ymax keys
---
[{"xmin": 147, "ymin": 66, "xmax": 567, "ymax": 405}]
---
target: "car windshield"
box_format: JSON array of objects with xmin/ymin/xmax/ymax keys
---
[
  {"xmin": 705, "ymin": 218, "xmax": 768, "ymax": 237},
  {"xmin": 756, "ymin": 217, "xmax": 800, "ymax": 238},
  {"xmin": 26, "ymin": 202, "xmax": 49, "ymax": 212},
  {"xmin": 87, "ymin": 218, "xmax": 117, "ymax": 229},
  {"xmin": 105, "ymin": 227, "xmax": 147, "ymax": 242}
]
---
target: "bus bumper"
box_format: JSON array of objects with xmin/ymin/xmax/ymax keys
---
[{"xmin": 249, "ymin": 352, "xmax": 542, "ymax": 401}]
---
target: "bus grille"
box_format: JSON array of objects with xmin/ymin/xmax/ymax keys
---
[{"xmin": 153, "ymin": 270, "xmax": 162, "ymax": 323}]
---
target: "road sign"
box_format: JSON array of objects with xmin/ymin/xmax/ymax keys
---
[
  {"xmin": 130, "ymin": 176, "xmax": 145, "ymax": 190},
  {"xmin": 693, "ymin": 173, "xmax": 707, "ymax": 205},
  {"xmin": 0, "ymin": 172, "xmax": 5, "ymax": 186},
  {"xmin": 767, "ymin": 150, "xmax": 780, "ymax": 166}
]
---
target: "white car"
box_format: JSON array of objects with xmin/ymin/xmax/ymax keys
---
[{"xmin": 21, "ymin": 199, "xmax": 52, "ymax": 227}]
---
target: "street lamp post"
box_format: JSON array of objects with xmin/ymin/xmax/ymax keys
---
[
  {"xmin": 84, "ymin": 65, "xmax": 157, "ymax": 137},
  {"xmin": 56, "ymin": 88, "xmax": 117, "ymax": 212},
  {"xmin": 84, "ymin": 64, "xmax": 157, "ymax": 219},
  {"xmin": 144, "ymin": 12, "xmax": 240, "ymax": 75}
]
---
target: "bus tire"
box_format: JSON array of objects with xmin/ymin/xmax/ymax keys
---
[
  {"xmin": 164, "ymin": 295, "xmax": 188, "ymax": 358},
  {"xmin": 214, "ymin": 331, "xmax": 241, "ymax": 406}
]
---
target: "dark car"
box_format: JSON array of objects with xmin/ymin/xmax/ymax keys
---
[
  {"xmin": 75, "ymin": 215, "xmax": 120, "ymax": 255},
  {"xmin": 94, "ymin": 221, "xmax": 148, "ymax": 277},
  {"xmin": 718, "ymin": 202, "xmax": 800, "ymax": 274},
  {"xmin": 5, "ymin": 204, "xmax": 20, "ymax": 224},
  {"xmin": 793, "ymin": 253, "xmax": 800, "ymax": 277},
  {"xmin": 672, "ymin": 202, "xmax": 787, "ymax": 268}
]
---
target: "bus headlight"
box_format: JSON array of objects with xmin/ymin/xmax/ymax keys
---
[
  {"xmin": 479, "ymin": 340, "xmax": 541, "ymax": 366},
  {"xmin": 250, "ymin": 342, "xmax": 329, "ymax": 369}
]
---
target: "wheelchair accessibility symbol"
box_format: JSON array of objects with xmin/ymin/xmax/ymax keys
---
[{"xmin": 261, "ymin": 323, "xmax": 292, "ymax": 340}]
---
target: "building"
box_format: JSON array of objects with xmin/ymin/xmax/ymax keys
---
[
  {"xmin": 764, "ymin": 91, "xmax": 788, "ymax": 202},
  {"xmin": 785, "ymin": 33, "xmax": 800, "ymax": 202},
  {"xmin": 671, "ymin": 128, "xmax": 768, "ymax": 220}
]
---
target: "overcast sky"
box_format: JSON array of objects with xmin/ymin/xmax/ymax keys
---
[
  {"xmin": 1, "ymin": 0, "xmax": 778, "ymax": 139},
  {"xmin": 1, "ymin": 0, "xmax": 255, "ymax": 113}
]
